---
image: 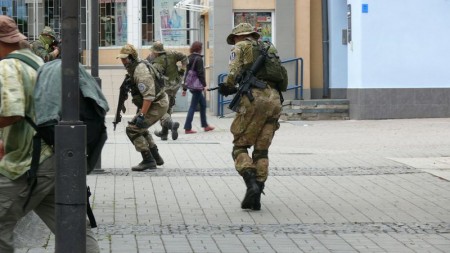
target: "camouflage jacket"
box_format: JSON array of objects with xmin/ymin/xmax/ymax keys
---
[
  {"xmin": 31, "ymin": 39, "xmax": 58, "ymax": 62},
  {"xmin": 127, "ymin": 60, "xmax": 166, "ymax": 105},
  {"xmin": 151, "ymin": 50, "xmax": 187, "ymax": 91}
]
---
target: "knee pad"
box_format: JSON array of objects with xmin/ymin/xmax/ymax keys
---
[
  {"xmin": 232, "ymin": 145, "xmax": 250, "ymax": 160},
  {"xmin": 252, "ymin": 149, "xmax": 268, "ymax": 162}
]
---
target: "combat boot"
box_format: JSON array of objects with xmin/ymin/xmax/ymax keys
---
[
  {"xmin": 154, "ymin": 127, "xmax": 169, "ymax": 141},
  {"xmin": 252, "ymin": 181, "xmax": 265, "ymax": 211},
  {"xmin": 150, "ymin": 146, "xmax": 164, "ymax": 166},
  {"xmin": 131, "ymin": 151, "xmax": 157, "ymax": 171},
  {"xmin": 241, "ymin": 170, "xmax": 259, "ymax": 209},
  {"xmin": 169, "ymin": 120, "xmax": 180, "ymax": 140}
]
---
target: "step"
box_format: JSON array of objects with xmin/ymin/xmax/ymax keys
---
[{"xmin": 281, "ymin": 99, "xmax": 349, "ymax": 120}]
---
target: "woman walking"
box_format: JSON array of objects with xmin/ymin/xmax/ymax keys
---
[{"xmin": 182, "ymin": 41, "xmax": 214, "ymax": 134}]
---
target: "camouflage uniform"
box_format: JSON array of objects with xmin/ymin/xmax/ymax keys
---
[
  {"xmin": 117, "ymin": 44, "xmax": 168, "ymax": 171},
  {"xmin": 0, "ymin": 16, "xmax": 99, "ymax": 253},
  {"xmin": 31, "ymin": 26, "xmax": 60, "ymax": 62},
  {"xmin": 222, "ymin": 23, "xmax": 282, "ymax": 211},
  {"xmin": 149, "ymin": 42, "xmax": 187, "ymax": 140}
]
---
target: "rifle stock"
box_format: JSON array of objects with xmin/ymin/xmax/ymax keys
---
[{"xmin": 113, "ymin": 76, "xmax": 131, "ymax": 131}]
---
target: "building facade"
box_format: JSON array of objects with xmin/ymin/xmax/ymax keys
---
[{"xmin": 12, "ymin": 0, "xmax": 449, "ymax": 120}]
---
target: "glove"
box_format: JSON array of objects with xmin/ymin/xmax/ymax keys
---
[
  {"xmin": 218, "ymin": 83, "xmax": 238, "ymax": 97},
  {"xmin": 135, "ymin": 113, "xmax": 146, "ymax": 128}
]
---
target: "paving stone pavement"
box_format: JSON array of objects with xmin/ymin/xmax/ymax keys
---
[{"xmin": 15, "ymin": 114, "xmax": 450, "ymax": 253}]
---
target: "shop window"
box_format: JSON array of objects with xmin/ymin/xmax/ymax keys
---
[
  {"xmin": 99, "ymin": 0, "xmax": 127, "ymax": 47},
  {"xmin": 234, "ymin": 12, "xmax": 272, "ymax": 42},
  {"xmin": 151, "ymin": 0, "xmax": 188, "ymax": 46},
  {"xmin": 142, "ymin": 0, "xmax": 154, "ymax": 46}
]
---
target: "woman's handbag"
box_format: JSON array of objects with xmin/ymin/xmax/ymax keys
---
[{"xmin": 184, "ymin": 57, "xmax": 204, "ymax": 91}]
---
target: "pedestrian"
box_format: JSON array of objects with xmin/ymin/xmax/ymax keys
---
[
  {"xmin": 31, "ymin": 26, "xmax": 60, "ymax": 62},
  {"xmin": 0, "ymin": 16, "xmax": 99, "ymax": 252},
  {"xmin": 148, "ymin": 41, "xmax": 187, "ymax": 140},
  {"xmin": 218, "ymin": 23, "xmax": 283, "ymax": 211},
  {"xmin": 181, "ymin": 41, "xmax": 215, "ymax": 134},
  {"xmin": 117, "ymin": 43, "xmax": 168, "ymax": 171}
]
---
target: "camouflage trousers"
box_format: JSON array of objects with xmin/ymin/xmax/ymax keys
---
[
  {"xmin": 0, "ymin": 156, "xmax": 99, "ymax": 253},
  {"xmin": 159, "ymin": 87, "xmax": 179, "ymax": 127},
  {"xmin": 126, "ymin": 97, "xmax": 169, "ymax": 152},
  {"xmin": 231, "ymin": 87, "xmax": 282, "ymax": 182}
]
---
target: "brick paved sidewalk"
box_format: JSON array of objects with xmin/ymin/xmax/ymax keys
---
[{"xmin": 15, "ymin": 115, "xmax": 450, "ymax": 253}]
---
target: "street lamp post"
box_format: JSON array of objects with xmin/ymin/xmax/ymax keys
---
[{"xmin": 55, "ymin": 1, "xmax": 87, "ymax": 252}]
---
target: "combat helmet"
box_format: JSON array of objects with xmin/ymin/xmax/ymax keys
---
[
  {"xmin": 117, "ymin": 43, "xmax": 139, "ymax": 60},
  {"xmin": 150, "ymin": 41, "xmax": 165, "ymax": 53},
  {"xmin": 226, "ymin": 23, "xmax": 260, "ymax": 45},
  {"xmin": 41, "ymin": 26, "xmax": 56, "ymax": 39}
]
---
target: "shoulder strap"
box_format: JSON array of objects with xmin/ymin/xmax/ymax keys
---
[
  {"xmin": 164, "ymin": 54, "xmax": 168, "ymax": 75},
  {"xmin": 7, "ymin": 54, "xmax": 43, "ymax": 211},
  {"xmin": 189, "ymin": 56, "xmax": 198, "ymax": 71},
  {"xmin": 6, "ymin": 53, "xmax": 40, "ymax": 71},
  {"xmin": 22, "ymin": 116, "xmax": 42, "ymax": 211}
]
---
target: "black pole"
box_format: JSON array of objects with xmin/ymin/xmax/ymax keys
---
[
  {"xmin": 91, "ymin": 0, "xmax": 100, "ymax": 80},
  {"xmin": 321, "ymin": 0, "xmax": 330, "ymax": 98},
  {"xmin": 91, "ymin": 0, "xmax": 104, "ymax": 172},
  {"xmin": 56, "ymin": 1, "xmax": 87, "ymax": 252}
]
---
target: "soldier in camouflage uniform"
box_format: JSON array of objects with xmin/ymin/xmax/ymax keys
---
[
  {"xmin": 148, "ymin": 41, "xmax": 187, "ymax": 140},
  {"xmin": 0, "ymin": 16, "xmax": 99, "ymax": 252},
  {"xmin": 117, "ymin": 44, "xmax": 169, "ymax": 171},
  {"xmin": 219, "ymin": 23, "xmax": 282, "ymax": 211},
  {"xmin": 31, "ymin": 26, "xmax": 60, "ymax": 62}
]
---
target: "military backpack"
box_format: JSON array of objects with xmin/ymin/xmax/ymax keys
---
[{"xmin": 252, "ymin": 41, "xmax": 289, "ymax": 92}]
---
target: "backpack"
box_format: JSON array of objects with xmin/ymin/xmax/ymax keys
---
[
  {"xmin": 143, "ymin": 59, "xmax": 167, "ymax": 94},
  {"xmin": 31, "ymin": 59, "xmax": 109, "ymax": 174},
  {"xmin": 253, "ymin": 41, "xmax": 289, "ymax": 92},
  {"xmin": 6, "ymin": 55, "xmax": 108, "ymax": 225}
]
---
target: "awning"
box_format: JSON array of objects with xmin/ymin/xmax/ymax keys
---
[{"xmin": 174, "ymin": 0, "xmax": 210, "ymax": 13}]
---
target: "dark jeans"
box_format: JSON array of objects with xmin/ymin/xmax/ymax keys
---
[{"xmin": 184, "ymin": 90, "xmax": 208, "ymax": 130}]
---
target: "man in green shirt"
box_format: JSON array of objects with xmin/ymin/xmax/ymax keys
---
[{"xmin": 0, "ymin": 16, "xmax": 99, "ymax": 252}]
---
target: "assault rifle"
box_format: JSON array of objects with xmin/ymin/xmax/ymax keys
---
[
  {"xmin": 228, "ymin": 44, "xmax": 270, "ymax": 112},
  {"xmin": 113, "ymin": 75, "xmax": 132, "ymax": 130}
]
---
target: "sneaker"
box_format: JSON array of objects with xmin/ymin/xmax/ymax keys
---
[
  {"xmin": 185, "ymin": 129, "xmax": 197, "ymax": 134},
  {"xmin": 204, "ymin": 126, "xmax": 215, "ymax": 132}
]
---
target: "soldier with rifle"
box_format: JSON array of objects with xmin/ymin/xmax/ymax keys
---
[
  {"xmin": 31, "ymin": 26, "xmax": 61, "ymax": 62},
  {"xmin": 217, "ymin": 23, "xmax": 283, "ymax": 211},
  {"xmin": 115, "ymin": 44, "xmax": 168, "ymax": 171}
]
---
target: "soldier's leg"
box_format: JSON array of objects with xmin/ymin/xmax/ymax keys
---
[
  {"xmin": 155, "ymin": 113, "xmax": 170, "ymax": 140},
  {"xmin": 252, "ymin": 118, "xmax": 280, "ymax": 210},
  {"xmin": 144, "ymin": 132, "xmax": 164, "ymax": 166},
  {"xmin": 232, "ymin": 145, "xmax": 259, "ymax": 209},
  {"xmin": 166, "ymin": 93, "xmax": 180, "ymax": 140},
  {"xmin": 230, "ymin": 100, "xmax": 265, "ymax": 210},
  {"xmin": 126, "ymin": 126, "xmax": 157, "ymax": 171}
]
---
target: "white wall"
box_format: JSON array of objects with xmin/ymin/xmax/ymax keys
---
[
  {"xmin": 347, "ymin": 0, "xmax": 450, "ymax": 88},
  {"xmin": 329, "ymin": 0, "xmax": 348, "ymax": 89}
]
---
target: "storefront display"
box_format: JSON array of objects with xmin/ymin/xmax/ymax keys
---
[{"xmin": 234, "ymin": 12, "xmax": 272, "ymax": 42}]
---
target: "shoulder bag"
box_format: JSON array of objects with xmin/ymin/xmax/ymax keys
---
[{"xmin": 184, "ymin": 56, "xmax": 204, "ymax": 91}]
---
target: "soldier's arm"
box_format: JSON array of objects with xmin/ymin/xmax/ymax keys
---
[
  {"xmin": 174, "ymin": 51, "xmax": 188, "ymax": 73},
  {"xmin": 225, "ymin": 44, "xmax": 244, "ymax": 88}
]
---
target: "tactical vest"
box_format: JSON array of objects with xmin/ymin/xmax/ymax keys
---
[{"xmin": 128, "ymin": 60, "xmax": 165, "ymax": 108}]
